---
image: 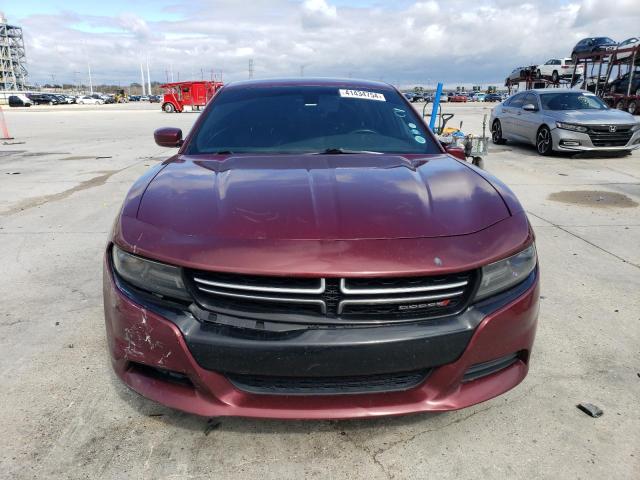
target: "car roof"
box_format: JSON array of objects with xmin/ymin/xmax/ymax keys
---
[{"xmin": 224, "ymin": 77, "xmax": 396, "ymax": 91}]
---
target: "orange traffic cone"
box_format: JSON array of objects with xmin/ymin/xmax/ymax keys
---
[{"xmin": 0, "ymin": 105, "xmax": 14, "ymax": 140}]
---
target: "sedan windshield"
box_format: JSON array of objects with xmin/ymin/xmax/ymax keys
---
[
  {"xmin": 187, "ymin": 85, "xmax": 440, "ymax": 154},
  {"xmin": 540, "ymin": 92, "xmax": 608, "ymax": 111}
]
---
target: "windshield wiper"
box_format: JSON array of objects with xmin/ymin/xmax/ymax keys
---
[
  {"xmin": 315, "ymin": 148, "xmax": 383, "ymax": 155},
  {"xmin": 214, "ymin": 150, "xmax": 234, "ymax": 154}
]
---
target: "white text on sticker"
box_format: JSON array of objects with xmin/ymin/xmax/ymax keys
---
[{"xmin": 339, "ymin": 89, "xmax": 386, "ymax": 101}]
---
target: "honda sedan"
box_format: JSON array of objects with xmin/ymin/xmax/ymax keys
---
[{"xmin": 490, "ymin": 89, "xmax": 640, "ymax": 155}]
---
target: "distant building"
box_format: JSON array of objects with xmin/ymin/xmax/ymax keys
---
[{"xmin": 0, "ymin": 12, "xmax": 27, "ymax": 91}]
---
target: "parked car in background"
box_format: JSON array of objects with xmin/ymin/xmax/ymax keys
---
[
  {"xmin": 485, "ymin": 93, "xmax": 503, "ymax": 102},
  {"xmin": 140, "ymin": 95, "xmax": 150, "ymax": 101},
  {"xmin": 8, "ymin": 94, "xmax": 32, "ymax": 107},
  {"xmin": 490, "ymin": 89, "xmax": 640, "ymax": 155},
  {"xmin": 474, "ymin": 93, "xmax": 486, "ymax": 102},
  {"xmin": 536, "ymin": 58, "xmax": 584, "ymax": 82},
  {"xmin": 616, "ymin": 37, "xmax": 639, "ymax": 60},
  {"xmin": 403, "ymin": 92, "xmax": 414, "ymax": 102},
  {"xmin": 449, "ymin": 93, "xmax": 468, "ymax": 102},
  {"xmin": 149, "ymin": 95, "xmax": 161, "ymax": 103},
  {"xmin": 77, "ymin": 95, "xmax": 104, "ymax": 105},
  {"xmin": 571, "ymin": 37, "xmax": 617, "ymax": 61},
  {"xmin": 105, "ymin": 78, "xmax": 540, "ymax": 419},
  {"xmin": 608, "ymin": 69, "xmax": 640, "ymax": 96},
  {"xmin": 26, "ymin": 93, "xmax": 60, "ymax": 105}
]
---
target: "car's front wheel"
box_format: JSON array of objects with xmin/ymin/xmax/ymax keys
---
[
  {"xmin": 491, "ymin": 120, "xmax": 507, "ymax": 145},
  {"xmin": 536, "ymin": 126, "xmax": 553, "ymax": 156}
]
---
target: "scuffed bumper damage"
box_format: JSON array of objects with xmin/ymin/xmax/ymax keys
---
[{"xmin": 104, "ymin": 254, "xmax": 540, "ymax": 419}]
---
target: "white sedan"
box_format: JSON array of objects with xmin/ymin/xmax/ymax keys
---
[{"xmin": 77, "ymin": 96, "xmax": 104, "ymax": 105}]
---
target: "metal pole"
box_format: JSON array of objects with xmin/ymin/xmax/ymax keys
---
[
  {"xmin": 88, "ymin": 62, "xmax": 93, "ymax": 94},
  {"xmin": 429, "ymin": 82, "xmax": 443, "ymax": 131},
  {"xmin": 595, "ymin": 57, "xmax": 603, "ymax": 96},
  {"xmin": 140, "ymin": 63, "xmax": 146, "ymax": 95},
  {"xmin": 627, "ymin": 47, "xmax": 637, "ymax": 97},
  {"xmin": 146, "ymin": 57, "xmax": 152, "ymax": 95}
]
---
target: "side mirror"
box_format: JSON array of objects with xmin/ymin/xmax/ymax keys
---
[
  {"xmin": 154, "ymin": 127, "xmax": 183, "ymax": 148},
  {"xmin": 445, "ymin": 145, "xmax": 466, "ymax": 161},
  {"xmin": 522, "ymin": 103, "xmax": 538, "ymax": 112}
]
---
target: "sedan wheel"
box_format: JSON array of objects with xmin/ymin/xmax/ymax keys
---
[
  {"xmin": 536, "ymin": 126, "xmax": 553, "ymax": 156},
  {"xmin": 491, "ymin": 120, "xmax": 507, "ymax": 145}
]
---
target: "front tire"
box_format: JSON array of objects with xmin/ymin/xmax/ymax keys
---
[
  {"xmin": 552, "ymin": 70, "xmax": 559, "ymax": 83},
  {"xmin": 536, "ymin": 126, "xmax": 553, "ymax": 156},
  {"xmin": 491, "ymin": 120, "xmax": 507, "ymax": 145},
  {"xmin": 163, "ymin": 103, "xmax": 176, "ymax": 113}
]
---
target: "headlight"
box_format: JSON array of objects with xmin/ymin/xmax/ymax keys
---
[
  {"xmin": 556, "ymin": 122, "xmax": 588, "ymax": 133},
  {"xmin": 631, "ymin": 123, "xmax": 640, "ymax": 132},
  {"xmin": 112, "ymin": 245, "xmax": 190, "ymax": 301},
  {"xmin": 475, "ymin": 244, "xmax": 537, "ymax": 301}
]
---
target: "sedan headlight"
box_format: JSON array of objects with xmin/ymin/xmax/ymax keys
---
[
  {"xmin": 475, "ymin": 244, "xmax": 537, "ymax": 301},
  {"xmin": 631, "ymin": 123, "xmax": 640, "ymax": 132},
  {"xmin": 556, "ymin": 122, "xmax": 588, "ymax": 133},
  {"xmin": 112, "ymin": 245, "xmax": 190, "ymax": 301}
]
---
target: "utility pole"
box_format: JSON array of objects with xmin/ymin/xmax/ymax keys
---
[
  {"xmin": 87, "ymin": 62, "xmax": 93, "ymax": 94},
  {"xmin": 140, "ymin": 63, "xmax": 146, "ymax": 95},
  {"xmin": 170, "ymin": 64, "xmax": 174, "ymax": 82},
  {"xmin": 248, "ymin": 59, "xmax": 254, "ymax": 79},
  {"xmin": 146, "ymin": 56, "xmax": 152, "ymax": 95}
]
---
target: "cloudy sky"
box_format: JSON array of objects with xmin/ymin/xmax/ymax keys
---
[{"xmin": 3, "ymin": 0, "xmax": 640, "ymax": 88}]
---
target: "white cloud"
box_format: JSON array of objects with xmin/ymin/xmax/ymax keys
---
[
  {"xmin": 15, "ymin": 0, "xmax": 640, "ymax": 87},
  {"xmin": 301, "ymin": 0, "xmax": 338, "ymax": 29}
]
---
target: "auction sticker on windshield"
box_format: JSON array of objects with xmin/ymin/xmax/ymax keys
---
[{"xmin": 339, "ymin": 89, "xmax": 386, "ymax": 101}]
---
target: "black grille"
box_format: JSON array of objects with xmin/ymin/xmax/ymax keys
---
[
  {"xmin": 226, "ymin": 369, "xmax": 430, "ymax": 395},
  {"xmin": 587, "ymin": 125, "xmax": 633, "ymax": 147},
  {"xmin": 185, "ymin": 270, "xmax": 477, "ymax": 325}
]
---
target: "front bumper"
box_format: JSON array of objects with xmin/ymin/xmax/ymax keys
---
[
  {"xmin": 104, "ymin": 258, "xmax": 540, "ymax": 419},
  {"xmin": 552, "ymin": 126, "xmax": 640, "ymax": 152}
]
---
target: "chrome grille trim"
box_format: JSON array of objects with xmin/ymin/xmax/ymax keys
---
[
  {"xmin": 193, "ymin": 276, "xmax": 325, "ymax": 294},
  {"xmin": 339, "ymin": 278, "xmax": 468, "ymax": 295},
  {"xmin": 337, "ymin": 290, "xmax": 465, "ymax": 314},
  {"xmin": 196, "ymin": 286, "xmax": 327, "ymax": 314}
]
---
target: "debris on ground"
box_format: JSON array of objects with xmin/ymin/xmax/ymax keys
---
[
  {"xmin": 5, "ymin": 171, "xmax": 21, "ymax": 175},
  {"xmin": 204, "ymin": 418, "xmax": 221, "ymax": 436},
  {"xmin": 577, "ymin": 403, "xmax": 603, "ymax": 418}
]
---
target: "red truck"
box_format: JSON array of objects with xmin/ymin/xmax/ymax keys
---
[{"xmin": 160, "ymin": 81, "xmax": 223, "ymax": 113}]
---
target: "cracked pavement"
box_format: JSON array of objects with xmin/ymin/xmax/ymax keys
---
[{"xmin": 1, "ymin": 103, "xmax": 639, "ymax": 479}]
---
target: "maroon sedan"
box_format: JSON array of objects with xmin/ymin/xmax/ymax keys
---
[{"xmin": 104, "ymin": 78, "xmax": 539, "ymax": 419}]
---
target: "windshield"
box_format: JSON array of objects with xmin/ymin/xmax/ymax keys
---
[
  {"xmin": 539, "ymin": 92, "xmax": 608, "ymax": 111},
  {"xmin": 187, "ymin": 85, "xmax": 440, "ymax": 155}
]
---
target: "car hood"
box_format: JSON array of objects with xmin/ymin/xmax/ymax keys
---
[
  {"xmin": 550, "ymin": 108, "xmax": 637, "ymax": 125},
  {"xmin": 135, "ymin": 154, "xmax": 510, "ymax": 241}
]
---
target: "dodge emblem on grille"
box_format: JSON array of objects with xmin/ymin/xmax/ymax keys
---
[
  {"xmin": 398, "ymin": 299, "xmax": 451, "ymax": 311},
  {"xmin": 609, "ymin": 125, "xmax": 617, "ymax": 132}
]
